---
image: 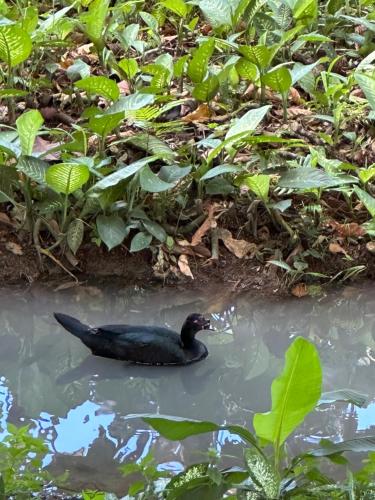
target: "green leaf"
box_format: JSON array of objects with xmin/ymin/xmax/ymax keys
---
[
  {"xmin": 161, "ymin": 0, "xmax": 188, "ymax": 17},
  {"xmin": 89, "ymin": 112, "xmax": 123, "ymax": 138},
  {"xmin": 67, "ymin": 219, "xmax": 84, "ymax": 255},
  {"xmin": 125, "ymin": 134, "xmax": 176, "ymax": 160},
  {"xmin": 187, "ymin": 39, "xmax": 215, "ymax": 84},
  {"xmin": 118, "ymin": 58, "xmax": 139, "ymax": 79},
  {"xmin": 139, "ymin": 165, "xmax": 174, "ymax": 192},
  {"xmin": 192, "ymin": 75, "xmax": 219, "ymax": 102},
  {"xmin": 201, "ymin": 164, "xmax": 241, "ymax": 181},
  {"xmin": 92, "ymin": 157, "xmax": 158, "ymax": 190},
  {"xmin": 130, "ymin": 231, "xmax": 153, "ymax": 252},
  {"xmin": 278, "ymin": 167, "xmax": 353, "ymax": 189},
  {"xmin": 46, "ymin": 163, "xmax": 90, "ymax": 194},
  {"xmin": 75, "ymin": 76, "xmax": 120, "ymax": 101},
  {"xmin": 142, "ymin": 219, "xmax": 167, "ymax": 242},
  {"xmin": 226, "ymin": 105, "xmax": 271, "ymax": 139},
  {"xmin": 17, "ymin": 156, "xmax": 47, "ymax": 185},
  {"xmin": 359, "ymin": 166, "xmax": 375, "ymax": 184},
  {"xmin": 236, "ymin": 58, "xmax": 258, "ymax": 81},
  {"xmin": 80, "ymin": 0, "xmax": 109, "ymax": 47},
  {"xmin": 143, "ymin": 416, "xmax": 220, "ymax": 439},
  {"xmin": 263, "ymin": 67, "xmax": 292, "ymax": 94},
  {"xmin": 253, "ymin": 337, "xmax": 322, "ymax": 447},
  {"xmin": 293, "ymin": 0, "xmax": 317, "ymax": 24},
  {"xmin": 0, "ymin": 88, "xmax": 28, "ymax": 98},
  {"xmin": 310, "ymin": 437, "xmax": 375, "ymax": 457},
  {"xmin": 96, "ymin": 215, "xmax": 128, "ymax": 250},
  {"xmin": 355, "ymin": 73, "xmax": 375, "ymax": 111},
  {"xmin": 197, "ymin": 0, "xmax": 231, "ymax": 28},
  {"xmin": 106, "ymin": 93, "xmax": 155, "ymax": 115},
  {"xmin": 245, "ymin": 449, "xmax": 280, "ymax": 497},
  {"xmin": 159, "ymin": 165, "xmax": 192, "ymax": 183},
  {"xmin": 16, "ymin": 110, "xmax": 44, "ymax": 156},
  {"xmin": 240, "ymin": 174, "xmax": 270, "ymax": 201},
  {"xmin": 354, "ymin": 186, "xmax": 375, "ymax": 217},
  {"xmin": 239, "ymin": 45, "xmax": 272, "ymax": 69},
  {"xmin": 0, "ymin": 24, "xmax": 32, "ymax": 67},
  {"xmin": 319, "ymin": 389, "xmax": 368, "ymax": 408}
]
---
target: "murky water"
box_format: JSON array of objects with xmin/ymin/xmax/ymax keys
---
[{"xmin": 1, "ymin": 281, "xmax": 375, "ymax": 493}]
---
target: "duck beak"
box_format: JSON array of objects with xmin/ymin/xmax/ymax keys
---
[{"xmin": 202, "ymin": 319, "xmax": 213, "ymax": 331}]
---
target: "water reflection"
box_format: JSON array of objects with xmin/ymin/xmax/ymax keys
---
[{"xmin": 1, "ymin": 282, "xmax": 375, "ymax": 492}]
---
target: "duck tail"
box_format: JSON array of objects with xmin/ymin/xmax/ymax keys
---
[{"xmin": 54, "ymin": 313, "xmax": 90, "ymax": 340}]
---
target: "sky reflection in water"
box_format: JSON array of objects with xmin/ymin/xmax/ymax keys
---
[{"xmin": 1, "ymin": 282, "xmax": 375, "ymax": 491}]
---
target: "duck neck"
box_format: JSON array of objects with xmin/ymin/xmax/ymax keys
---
[{"xmin": 180, "ymin": 325, "xmax": 197, "ymax": 347}]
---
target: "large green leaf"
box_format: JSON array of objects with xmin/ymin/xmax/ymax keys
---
[
  {"xmin": 161, "ymin": 0, "xmax": 188, "ymax": 17},
  {"xmin": 226, "ymin": 105, "xmax": 271, "ymax": 139},
  {"xmin": 263, "ymin": 67, "xmax": 292, "ymax": 94},
  {"xmin": 192, "ymin": 75, "xmax": 219, "ymax": 102},
  {"xmin": 142, "ymin": 219, "xmax": 167, "ymax": 242},
  {"xmin": 139, "ymin": 165, "xmax": 174, "ymax": 192},
  {"xmin": 236, "ymin": 58, "xmax": 258, "ymax": 81},
  {"xmin": 80, "ymin": 0, "xmax": 109, "ymax": 46},
  {"xmin": 253, "ymin": 337, "xmax": 322, "ymax": 448},
  {"xmin": 75, "ymin": 76, "xmax": 120, "ymax": 101},
  {"xmin": 142, "ymin": 415, "xmax": 259, "ymax": 448},
  {"xmin": 278, "ymin": 167, "xmax": 354, "ymax": 189},
  {"xmin": 245, "ymin": 449, "xmax": 280, "ymax": 497},
  {"xmin": 240, "ymin": 174, "xmax": 270, "ymax": 201},
  {"xmin": 0, "ymin": 24, "xmax": 32, "ymax": 67},
  {"xmin": 17, "ymin": 156, "xmax": 47, "ymax": 185},
  {"xmin": 130, "ymin": 231, "xmax": 153, "ymax": 252},
  {"xmin": 319, "ymin": 389, "xmax": 368, "ymax": 408},
  {"xmin": 92, "ymin": 157, "xmax": 158, "ymax": 190},
  {"xmin": 187, "ymin": 39, "xmax": 215, "ymax": 84},
  {"xmin": 354, "ymin": 186, "xmax": 375, "ymax": 217},
  {"xmin": 355, "ymin": 73, "xmax": 375, "ymax": 111},
  {"xmin": 200, "ymin": 164, "xmax": 241, "ymax": 180},
  {"xmin": 96, "ymin": 214, "xmax": 128, "ymax": 250},
  {"xmin": 89, "ymin": 112, "xmax": 123, "ymax": 138},
  {"xmin": 106, "ymin": 93, "xmax": 155, "ymax": 115},
  {"xmin": 16, "ymin": 110, "xmax": 44, "ymax": 156},
  {"xmin": 309, "ymin": 437, "xmax": 375, "ymax": 457},
  {"xmin": 196, "ymin": 0, "xmax": 231, "ymax": 28},
  {"xmin": 239, "ymin": 45, "xmax": 272, "ymax": 69},
  {"xmin": 67, "ymin": 219, "xmax": 84, "ymax": 255},
  {"xmin": 46, "ymin": 163, "xmax": 90, "ymax": 194}
]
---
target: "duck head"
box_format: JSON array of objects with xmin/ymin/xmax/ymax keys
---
[{"xmin": 181, "ymin": 313, "xmax": 211, "ymax": 346}]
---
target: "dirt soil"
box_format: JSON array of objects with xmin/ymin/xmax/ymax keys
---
[{"xmin": 1, "ymin": 224, "xmax": 375, "ymax": 296}]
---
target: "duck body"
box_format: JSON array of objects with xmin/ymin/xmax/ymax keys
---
[{"xmin": 54, "ymin": 313, "xmax": 210, "ymax": 366}]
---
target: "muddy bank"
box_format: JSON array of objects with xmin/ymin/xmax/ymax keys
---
[{"xmin": 1, "ymin": 232, "xmax": 374, "ymax": 296}]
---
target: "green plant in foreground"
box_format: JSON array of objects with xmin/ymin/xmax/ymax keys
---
[
  {"xmin": 139, "ymin": 337, "xmax": 375, "ymax": 499},
  {"xmin": 0, "ymin": 423, "xmax": 50, "ymax": 499}
]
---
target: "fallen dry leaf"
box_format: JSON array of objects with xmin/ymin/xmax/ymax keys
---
[
  {"xmin": 0, "ymin": 213, "xmax": 12, "ymax": 226},
  {"xmin": 33, "ymin": 136, "xmax": 61, "ymax": 160},
  {"xmin": 178, "ymin": 254, "xmax": 194, "ymax": 279},
  {"xmin": 290, "ymin": 87, "xmax": 302, "ymax": 105},
  {"xmin": 329, "ymin": 221, "xmax": 365, "ymax": 238},
  {"xmin": 291, "ymin": 283, "xmax": 308, "ymax": 298},
  {"xmin": 191, "ymin": 203, "xmax": 221, "ymax": 246},
  {"xmin": 182, "ymin": 103, "xmax": 212, "ymax": 123},
  {"xmin": 218, "ymin": 228, "xmax": 256, "ymax": 259},
  {"xmin": 118, "ymin": 80, "xmax": 130, "ymax": 95},
  {"xmin": 5, "ymin": 241, "xmax": 23, "ymax": 255},
  {"xmin": 366, "ymin": 241, "xmax": 375, "ymax": 254},
  {"xmin": 329, "ymin": 242, "xmax": 348, "ymax": 256}
]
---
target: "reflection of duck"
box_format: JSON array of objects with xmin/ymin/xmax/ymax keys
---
[
  {"xmin": 54, "ymin": 313, "xmax": 211, "ymax": 365},
  {"xmin": 56, "ymin": 355, "xmax": 217, "ymax": 395}
]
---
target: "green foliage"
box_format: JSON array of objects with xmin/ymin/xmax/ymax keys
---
[{"xmin": 0, "ymin": 424, "xmax": 49, "ymax": 498}]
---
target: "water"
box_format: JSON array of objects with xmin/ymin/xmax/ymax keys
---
[{"xmin": 1, "ymin": 281, "xmax": 375, "ymax": 494}]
